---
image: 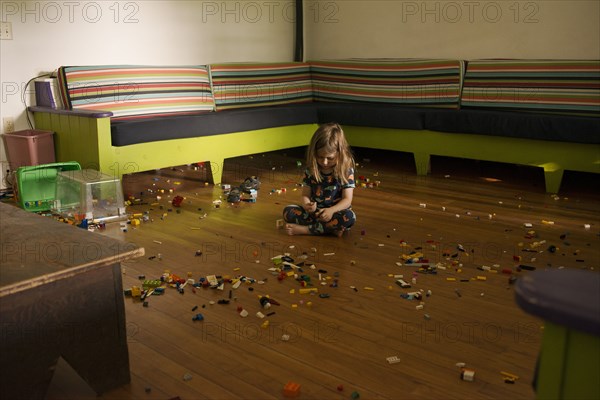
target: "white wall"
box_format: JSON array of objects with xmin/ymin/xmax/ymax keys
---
[
  {"xmin": 305, "ymin": 0, "xmax": 600, "ymax": 60},
  {"xmin": 0, "ymin": 0, "xmax": 296, "ymax": 187}
]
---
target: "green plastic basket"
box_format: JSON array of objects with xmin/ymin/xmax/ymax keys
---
[{"xmin": 15, "ymin": 162, "xmax": 81, "ymax": 212}]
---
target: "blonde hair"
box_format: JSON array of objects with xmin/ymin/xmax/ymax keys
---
[{"xmin": 306, "ymin": 122, "xmax": 355, "ymax": 184}]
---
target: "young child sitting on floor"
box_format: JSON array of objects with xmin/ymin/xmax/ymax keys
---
[{"xmin": 282, "ymin": 122, "xmax": 356, "ymax": 237}]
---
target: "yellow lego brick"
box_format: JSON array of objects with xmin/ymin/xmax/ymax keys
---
[
  {"xmin": 500, "ymin": 371, "xmax": 520, "ymax": 380},
  {"xmin": 131, "ymin": 286, "xmax": 141, "ymax": 297},
  {"xmin": 298, "ymin": 288, "xmax": 318, "ymax": 294}
]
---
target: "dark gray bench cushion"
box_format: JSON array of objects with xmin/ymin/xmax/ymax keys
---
[
  {"xmin": 110, "ymin": 102, "xmax": 599, "ymax": 147},
  {"xmin": 425, "ymin": 109, "xmax": 600, "ymax": 144},
  {"xmin": 111, "ymin": 103, "xmax": 318, "ymax": 146}
]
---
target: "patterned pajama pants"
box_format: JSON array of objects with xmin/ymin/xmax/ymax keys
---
[{"xmin": 283, "ymin": 205, "xmax": 356, "ymax": 235}]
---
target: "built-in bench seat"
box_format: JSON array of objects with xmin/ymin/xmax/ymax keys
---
[
  {"xmin": 110, "ymin": 103, "xmax": 319, "ymax": 146},
  {"xmin": 307, "ymin": 58, "xmax": 599, "ymax": 192},
  {"xmin": 29, "ymin": 59, "xmax": 600, "ymax": 193}
]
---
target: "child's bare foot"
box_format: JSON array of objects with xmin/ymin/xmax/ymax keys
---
[
  {"xmin": 285, "ymin": 223, "xmax": 310, "ymax": 236},
  {"xmin": 334, "ymin": 230, "xmax": 344, "ymax": 238}
]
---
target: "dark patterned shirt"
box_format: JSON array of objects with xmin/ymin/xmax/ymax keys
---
[{"xmin": 302, "ymin": 168, "xmax": 355, "ymax": 209}]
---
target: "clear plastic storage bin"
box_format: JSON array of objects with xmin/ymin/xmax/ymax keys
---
[{"xmin": 53, "ymin": 169, "xmax": 126, "ymax": 222}]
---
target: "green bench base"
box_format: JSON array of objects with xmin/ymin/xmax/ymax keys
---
[
  {"xmin": 32, "ymin": 111, "xmax": 600, "ymax": 193},
  {"xmin": 32, "ymin": 111, "xmax": 317, "ymax": 184},
  {"xmin": 343, "ymin": 126, "xmax": 600, "ymax": 194}
]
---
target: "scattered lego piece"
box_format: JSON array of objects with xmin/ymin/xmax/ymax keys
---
[
  {"xmin": 259, "ymin": 296, "xmax": 272, "ymax": 309},
  {"xmin": 192, "ymin": 313, "xmax": 204, "ymax": 321},
  {"xmin": 299, "ymin": 288, "xmax": 318, "ymax": 294},
  {"xmin": 283, "ymin": 381, "xmax": 301, "ymax": 397},
  {"xmin": 386, "ymin": 356, "xmax": 401, "ymax": 364},
  {"xmin": 517, "ymin": 264, "xmax": 536, "ymax": 271},
  {"xmin": 500, "ymin": 371, "xmax": 520, "ymax": 381},
  {"xmin": 461, "ymin": 368, "xmax": 475, "ymax": 381},
  {"xmin": 396, "ymin": 279, "xmax": 411, "ymax": 288}
]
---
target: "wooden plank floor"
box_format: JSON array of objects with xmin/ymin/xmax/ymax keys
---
[{"xmin": 45, "ymin": 147, "xmax": 599, "ymax": 400}]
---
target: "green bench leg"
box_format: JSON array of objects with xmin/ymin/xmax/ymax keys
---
[
  {"xmin": 413, "ymin": 152, "xmax": 431, "ymax": 176},
  {"xmin": 543, "ymin": 167, "xmax": 564, "ymax": 194},
  {"xmin": 209, "ymin": 159, "xmax": 225, "ymax": 185}
]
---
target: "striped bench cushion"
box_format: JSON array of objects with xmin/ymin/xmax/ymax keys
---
[
  {"xmin": 462, "ymin": 60, "xmax": 600, "ymax": 116},
  {"xmin": 58, "ymin": 65, "xmax": 215, "ymax": 121},
  {"xmin": 310, "ymin": 59, "xmax": 463, "ymax": 108},
  {"xmin": 210, "ymin": 62, "xmax": 313, "ymax": 110}
]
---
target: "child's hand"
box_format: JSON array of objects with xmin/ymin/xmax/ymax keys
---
[
  {"xmin": 316, "ymin": 208, "xmax": 333, "ymax": 222},
  {"xmin": 303, "ymin": 202, "xmax": 317, "ymax": 213}
]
